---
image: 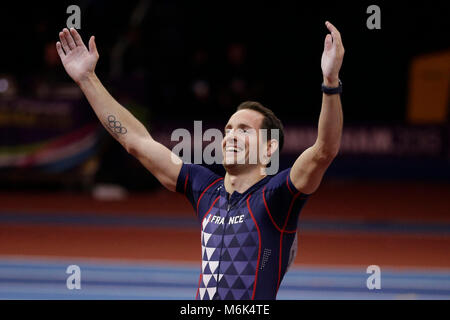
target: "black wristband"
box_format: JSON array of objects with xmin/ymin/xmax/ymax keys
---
[{"xmin": 321, "ymin": 80, "xmax": 342, "ymax": 95}]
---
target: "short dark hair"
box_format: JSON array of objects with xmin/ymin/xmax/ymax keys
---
[{"xmin": 236, "ymin": 101, "xmax": 284, "ymax": 151}]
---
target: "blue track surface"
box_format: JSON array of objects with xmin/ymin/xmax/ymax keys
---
[
  {"xmin": 1, "ymin": 257, "xmax": 449, "ymax": 300},
  {"xmin": 2, "ymin": 211, "xmax": 450, "ymax": 236}
]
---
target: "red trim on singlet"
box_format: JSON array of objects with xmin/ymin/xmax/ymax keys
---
[
  {"xmin": 262, "ymin": 186, "xmax": 283, "ymax": 233},
  {"xmin": 263, "ymin": 186, "xmax": 298, "ymax": 234},
  {"xmin": 197, "ymin": 196, "xmax": 220, "ymax": 300},
  {"xmin": 246, "ymin": 194, "xmax": 262, "ymax": 300},
  {"xmin": 202, "ymin": 196, "xmax": 220, "ymax": 222},
  {"xmin": 286, "ymin": 174, "xmax": 294, "ymax": 195},
  {"xmin": 277, "ymin": 233, "xmax": 284, "ymax": 293},
  {"xmin": 196, "ymin": 177, "xmax": 223, "ymax": 215},
  {"xmin": 196, "ymin": 274, "xmax": 203, "ymax": 300},
  {"xmin": 276, "ymin": 191, "xmax": 301, "ymax": 292},
  {"xmin": 184, "ymin": 174, "xmax": 189, "ymax": 194}
]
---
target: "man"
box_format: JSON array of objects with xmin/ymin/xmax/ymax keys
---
[{"xmin": 56, "ymin": 20, "xmax": 344, "ymax": 300}]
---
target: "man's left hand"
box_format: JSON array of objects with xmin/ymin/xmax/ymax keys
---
[{"xmin": 321, "ymin": 21, "xmax": 345, "ymax": 87}]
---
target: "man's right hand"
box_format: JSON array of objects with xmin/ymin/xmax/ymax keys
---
[
  {"xmin": 55, "ymin": 27, "xmax": 182, "ymax": 192},
  {"xmin": 56, "ymin": 28, "xmax": 99, "ymax": 84}
]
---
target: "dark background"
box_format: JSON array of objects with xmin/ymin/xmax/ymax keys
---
[
  {"xmin": 2, "ymin": 1, "xmax": 449, "ymax": 122},
  {"xmin": 0, "ymin": 0, "xmax": 449, "ymax": 190}
]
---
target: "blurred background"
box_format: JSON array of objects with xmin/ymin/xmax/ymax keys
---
[{"xmin": 0, "ymin": 0, "xmax": 449, "ymax": 299}]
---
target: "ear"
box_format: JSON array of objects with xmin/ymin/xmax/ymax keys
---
[
  {"xmin": 260, "ymin": 139, "xmax": 278, "ymax": 166},
  {"xmin": 265, "ymin": 139, "xmax": 279, "ymax": 159}
]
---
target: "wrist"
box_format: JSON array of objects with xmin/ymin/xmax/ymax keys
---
[
  {"xmin": 323, "ymin": 76, "xmax": 339, "ymax": 87},
  {"xmin": 321, "ymin": 78, "xmax": 342, "ymax": 95},
  {"xmin": 77, "ymin": 72, "xmax": 98, "ymax": 88}
]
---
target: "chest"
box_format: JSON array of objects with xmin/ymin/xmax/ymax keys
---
[
  {"xmin": 200, "ymin": 193, "xmax": 260, "ymax": 253},
  {"xmin": 201, "ymin": 195, "xmax": 255, "ymax": 236}
]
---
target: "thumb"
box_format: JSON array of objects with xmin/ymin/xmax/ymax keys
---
[
  {"xmin": 324, "ymin": 34, "xmax": 333, "ymax": 51},
  {"xmin": 89, "ymin": 36, "xmax": 98, "ymax": 55}
]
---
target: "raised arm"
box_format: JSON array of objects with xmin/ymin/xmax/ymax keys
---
[
  {"xmin": 290, "ymin": 21, "xmax": 344, "ymax": 194},
  {"xmin": 56, "ymin": 28, "xmax": 182, "ymax": 191}
]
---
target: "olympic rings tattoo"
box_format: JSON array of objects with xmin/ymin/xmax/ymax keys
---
[{"xmin": 107, "ymin": 115, "xmax": 127, "ymax": 134}]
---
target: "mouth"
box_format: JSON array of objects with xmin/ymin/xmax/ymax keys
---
[{"xmin": 224, "ymin": 146, "xmax": 243, "ymax": 154}]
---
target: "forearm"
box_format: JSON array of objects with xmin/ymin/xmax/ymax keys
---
[
  {"xmin": 79, "ymin": 73, "xmax": 182, "ymax": 189},
  {"xmin": 314, "ymin": 19, "xmax": 344, "ymax": 158},
  {"xmin": 315, "ymin": 87, "xmax": 343, "ymax": 157},
  {"xmin": 289, "ymin": 21, "xmax": 344, "ymax": 194},
  {"xmin": 78, "ymin": 73, "xmax": 152, "ymax": 152},
  {"xmin": 56, "ymin": 28, "xmax": 183, "ymax": 191}
]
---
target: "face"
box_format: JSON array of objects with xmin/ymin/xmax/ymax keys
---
[{"xmin": 222, "ymin": 109, "xmax": 264, "ymax": 170}]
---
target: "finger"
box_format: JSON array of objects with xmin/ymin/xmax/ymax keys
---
[
  {"xmin": 70, "ymin": 28, "xmax": 84, "ymax": 47},
  {"xmin": 59, "ymin": 31, "xmax": 70, "ymax": 53},
  {"xmin": 56, "ymin": 41, "xmax": 65, "ymax": 58},
  {"xmin": 63, "ymin": 28, "xmax": 76, "ymax": 50},
  {"xmin": 324, "ymin": 34, "xmax": 332, "ymax": 50},
  {"xmin": 325, "ymin": 21, "xmax": 342, "ymax": 45},
  {"xmin": 89, "ymin": 36, "xmax": 98, "ymax": 55},
  {"xmin": 325, "ymin": 21, "xmax": 340, "ymax": 36}
]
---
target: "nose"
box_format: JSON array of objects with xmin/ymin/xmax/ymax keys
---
[
  {"xmin": 223, "ymin": 134, "xmax": 237, "ymax": 146},
  {"xmin": 223, "ymin": 129, "xmax": 239, "ymax": 147}
]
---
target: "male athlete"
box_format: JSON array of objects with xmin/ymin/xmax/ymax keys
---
[{"xmin": 56, "ymin": 20, "xmax": 344, "ymax": 300}]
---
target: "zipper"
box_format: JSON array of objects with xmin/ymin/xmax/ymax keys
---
[
  {"xmin": 213, "ymin": 188, "xmax": 258, "ymax": 298},
  {"xmin": 215, "ymin": 194, "xmax": 232, "ymax": 299}
]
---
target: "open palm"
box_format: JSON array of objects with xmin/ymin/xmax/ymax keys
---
[
  {"xmin": 321, "ymin": 21, "xmax": 344, "ymax": 84},
  {"xmin": 56, "ymin": 28, "xmax": 99, "ymax": 84}
]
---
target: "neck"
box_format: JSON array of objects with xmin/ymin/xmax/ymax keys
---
[{"xmin": 224, "ymin": 166, "xmax": 267, "ymax": 194}]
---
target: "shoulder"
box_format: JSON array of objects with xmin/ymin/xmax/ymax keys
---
[
  {"xmin": 179, "ymin": 163, "xmax": 222, "ymax": 179},
  {"xmin": 265, "ymin": 167, "xmax": 299, "ymax": 195},
  {"xmin": 177, "ymin": 163, "xmax": 223, "ymax": 192}
]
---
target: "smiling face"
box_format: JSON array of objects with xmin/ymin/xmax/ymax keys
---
[{"xmin": 222, "ymin": 109, "xmax": 266, "ymax": 172}]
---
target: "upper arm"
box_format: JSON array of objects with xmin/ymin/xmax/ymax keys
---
[
  {"xmin": 264, "ymin": 168, "xmax": 309, "ymax": 231},
  {"xmin": 290, "ymin": 144, "xmax": 336, "ymax": 195},
  {"xmin": 128, "ymin": 136, "xmax": 183, "ymax": 192},
  {"xmin": 175, "ymin": 163, "xmax": 222, "ymax": 218}
]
